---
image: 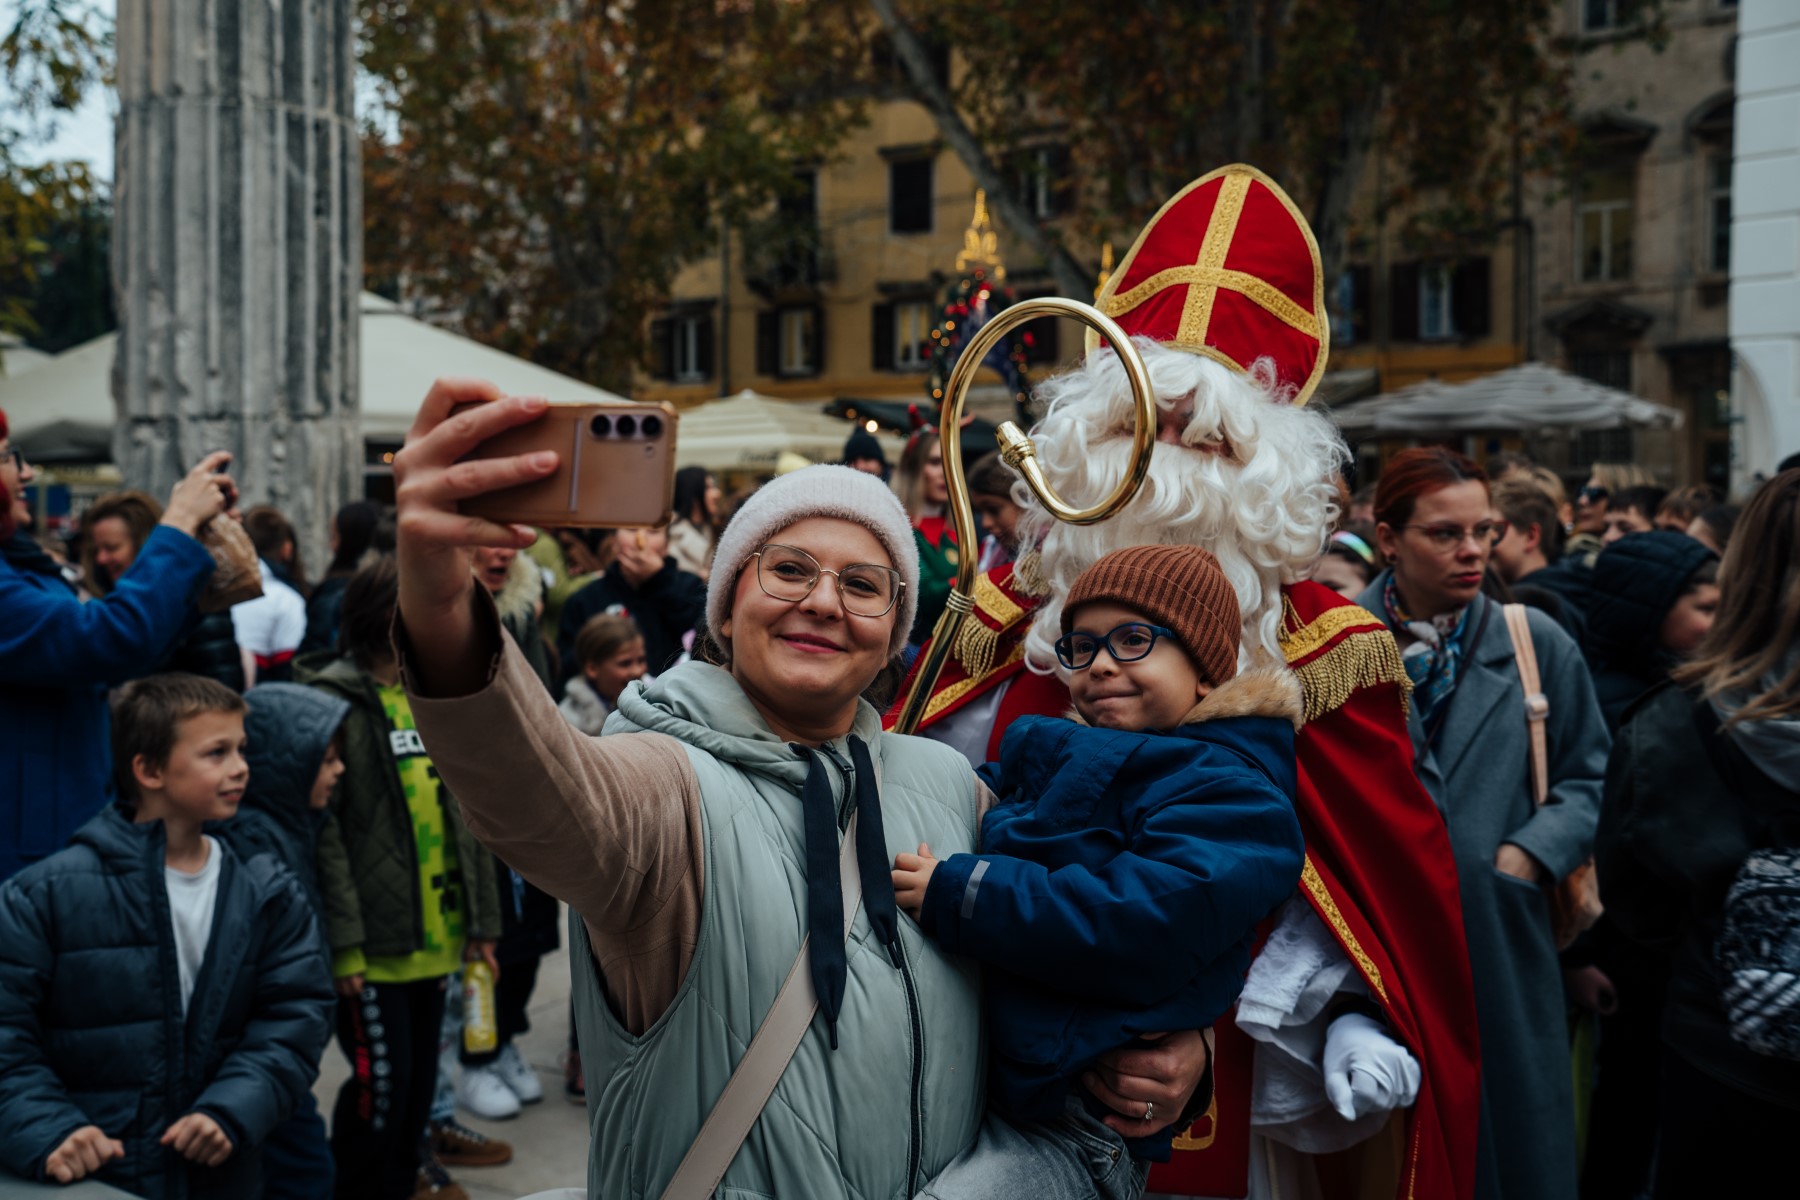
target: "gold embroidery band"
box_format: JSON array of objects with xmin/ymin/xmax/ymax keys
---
[
  {"xmin": 1281, "ymin": 598, "xmax": 1412, "ymax": 721},
  {"xmin": 922, "ymin": 641, "xmax": 1026, "ymax": 725},
  {"xmin": 972, "ymin": 572, "xmax": 1027, "ymax": 631},
  {"xmin": 1106, "ymin": 265, "xmax": 1321, "ymax": 339},
  {"xmin": 1175, "ymin": 171, "xmax": 1252, "ymax": 348},
  {"xmin": 1280, "ymin": 600, "xmax": 1385, "ymax": 663},
  {"xmin": 1301, "ymin": 856, "xmax": 1389, "ymax": 1002}
]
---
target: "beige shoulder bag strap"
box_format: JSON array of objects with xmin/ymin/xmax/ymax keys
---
[
  {"xmin": 658, "ymin": 812, "xmax": 866, "ymax": 1200},
  {"xmin": 1502, "ymin": 603, "xmax": 1550, "ymax": 806}
]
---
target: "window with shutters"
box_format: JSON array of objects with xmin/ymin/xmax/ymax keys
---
[
  {"xmin": 1389, "ymin": 259, "xmax": 1489, "ymax": 343},
  {"xmin": 1571, "ymin": 349, "xmax": 1632, "ymax": 393},
  {"xmin": 1583, "ymin": 0, "xmax": 1643, "ymax": 32},
  {"xmin": 1709, "ymin": 152, "xmax": 1732, "ymax": 273},
  {"xmin": 778, "ymin": 307, "xmax": 818, "ymax": 376},
  {"xmin": 1013, "ymin": 146, "xmax": 1072, "ymax": 220},
  {"xmin": 672, "ymin": 315, "xmax": 708, "ymax": 382},
  {"xmin": 1419, "ymin": 265, "xmax": 1455, "ymax": 340},
  {"xmin": 893, "ymin": 301, "xmax": 931, "ymax": 369},
  {"xmin": 1577, "ymin": 167, "xmax": 1635, "ymax": 283},
  {"xmin": 1333, "ymin": 266, "xmax": 1372, "ymax": 346},
  {"xmin": 890, "ymin": 158, "xmax": 934, "ymax": 234}
]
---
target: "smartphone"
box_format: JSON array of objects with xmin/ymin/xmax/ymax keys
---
[{"xmin": 456, "ymin": 401, "xmax": 679, "ymax": 529}]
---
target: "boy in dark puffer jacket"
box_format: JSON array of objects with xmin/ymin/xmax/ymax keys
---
[{"xmin": 0, "ymin": 673, "xmax": 333, "ymax": 1199}]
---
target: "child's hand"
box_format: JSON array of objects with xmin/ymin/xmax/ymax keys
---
[
  {"xmin": 891, "ymin": 842, "xmax": 938, "ymax": 920},
  {"xmin": 466, "ymin": 938, "xmax": 501, "ymax": 980},
  {"xmin": 161, "ymin": 1112, "xmax": 233, "ymax": 1167},
  {"xmin": 45, "ymin": 1125, "xmax": 123, "ymax": 1183}
]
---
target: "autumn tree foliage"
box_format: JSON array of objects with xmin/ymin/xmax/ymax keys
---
[
  {"xmin": 875, "ymin": 0, "xmax": 1595, "ymax": 288},
  {"xmin": 1, "ymin": 0, "xmax": 108, "ymax": 349},
  {"xmin": 358, "ymin": 0, "xmax": 876, "ymax": 392}
]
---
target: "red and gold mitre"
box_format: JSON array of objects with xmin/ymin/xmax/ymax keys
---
[{"xmin": 1089, "ymin": 163, "xmax": 1329, "ymax": 404}]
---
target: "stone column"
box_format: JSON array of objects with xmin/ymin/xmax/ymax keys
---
[
  {"xmin": 1731, "ymin": 0, "xmax": 1800, "ymax": 492},
  {"xmin": 113, "ymin": 0, "xmax": 360, "ymax": 573}
]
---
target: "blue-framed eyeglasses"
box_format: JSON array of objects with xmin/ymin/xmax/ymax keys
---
[{"xmin": 1054, "ymin": 622, "xmax": 1176, "ymax": 671}]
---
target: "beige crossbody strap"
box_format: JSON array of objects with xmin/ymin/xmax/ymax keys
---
[
  {"xmin": 1502, "ymin": 604, "xmax": 1551, "ymax": 806},
  {"xmin": 659, "ymin": 812, "xmax": 866, "ymax": 1200}
]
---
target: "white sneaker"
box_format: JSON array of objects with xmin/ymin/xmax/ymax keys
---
[
  {"xmin": 496, "ymin": 1042, "xmax": 545, "ymax": 1105},
  {"xmin": 456, "ymin": 1064, "xmax": 521, "ymax": 1120}
]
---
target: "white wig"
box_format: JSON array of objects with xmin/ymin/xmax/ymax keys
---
[{"xmin": 1017, "ymin": 337, "xmax": 1347, "ymax": 673}]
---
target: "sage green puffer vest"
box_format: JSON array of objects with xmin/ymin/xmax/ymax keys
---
[{"xmin": 571, "ymin": 662, "xmax": 986, "ymax": 1199}]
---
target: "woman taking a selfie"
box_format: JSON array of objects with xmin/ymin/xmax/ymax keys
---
[{"xmin": 389, "ymin": 380, "xmax": 1210, "ymax": 1199}]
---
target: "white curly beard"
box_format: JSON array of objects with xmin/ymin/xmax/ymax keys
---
[{"xmin": 1017, "ymin": 338, "xmax": 1346, "ymax": 675}]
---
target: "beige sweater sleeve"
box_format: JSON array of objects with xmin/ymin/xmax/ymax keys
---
[{"xmin": 402, "ymin": 606, "xmax": 702, "ymax": 1035}]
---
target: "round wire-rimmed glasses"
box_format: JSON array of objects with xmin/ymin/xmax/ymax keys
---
[
  {"xmin": 1055, "ymin": 622, "xmax": 1177, "ymax": 671},
  {"xmin": 750, "ymin": 544, "xmax": 905, "ymax": 618}
]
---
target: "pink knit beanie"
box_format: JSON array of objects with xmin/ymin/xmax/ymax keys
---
[{"xmin": 706, "ymin": 465, "xmax": 920, "ymax": 658}]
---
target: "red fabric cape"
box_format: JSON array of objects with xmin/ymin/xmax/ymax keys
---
[
  {"xmin": 1260, "ymin": 581, "xmax": 1480, "ymax": 1200},
  {"xmin": 896, "ymin": 579, "xmax": 1480, "ymax": 1200}
]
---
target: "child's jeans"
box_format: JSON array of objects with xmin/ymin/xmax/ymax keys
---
[{"xmin": 916, "ymin": 1095, "xmax": 1151, "ymax": 1200}]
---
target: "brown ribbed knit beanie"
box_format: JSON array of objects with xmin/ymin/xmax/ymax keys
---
[{"xmin": 1062, "ymin": 545, "xmax": 1241, "ymax": 685}]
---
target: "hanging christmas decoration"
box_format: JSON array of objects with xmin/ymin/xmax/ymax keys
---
[{"xmin": 926, "ymin": 190, "xmax": 1031, "ymax": 424}]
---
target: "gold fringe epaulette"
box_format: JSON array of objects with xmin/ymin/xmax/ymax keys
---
[
  {"xmin": 1280, "ymin": 598, "xmax": 1411, "ymax": 724},
  {"xmin": 950, "ymin": 570, "xmax": 1029, "ymax": 681}
]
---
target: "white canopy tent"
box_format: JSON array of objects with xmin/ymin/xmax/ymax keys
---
[
  {"xmin": 357, "ymin": 294, "xmax": 627, "ymax": 439},
  {"xmin": 674, "ymin": 389, "xmax": 903, "ymax": 475},
  {"xmin": 0, "ymin": 293, "xmax": 629, "ymax": 459},
  {"xmin": 1332, "ymin": 362, "xmax": 1682, "ymax": 438}
]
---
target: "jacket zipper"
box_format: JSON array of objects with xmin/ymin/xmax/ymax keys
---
[
  {"xmin": 895, "ymin": 937, "xmax": 926, "ymax": 1192},
  {"xmin": 823, "ymin": 741, "xmax": 924, "ymax": 1189}
]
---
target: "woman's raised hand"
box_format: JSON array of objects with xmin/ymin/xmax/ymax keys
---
[
  {"xmin": 160, "ymin": 450, "xmax": 237, "ymax": 537},
  {"xmin": 394, "ymin": 379, "xmax": 558, "ymax": 694}
]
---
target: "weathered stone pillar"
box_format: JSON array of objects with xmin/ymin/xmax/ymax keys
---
[{"xmin": 113, "ymin": 0, "xmax": 360, "ymax": 573}]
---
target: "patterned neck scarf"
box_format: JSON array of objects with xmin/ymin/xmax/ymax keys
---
[{"xmin": 1382, "ymin": 575, "xmax": 1470, "ymax": 727}]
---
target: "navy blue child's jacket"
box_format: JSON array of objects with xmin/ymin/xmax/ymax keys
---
[{"xmin": 917, "ymin": 667, "xmax": 1306, "ymax": 1159}]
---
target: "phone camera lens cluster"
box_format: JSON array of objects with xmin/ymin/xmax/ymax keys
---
[{"xmin": 589, "ymin": 411, "xmax": 664, "ymax": 440}]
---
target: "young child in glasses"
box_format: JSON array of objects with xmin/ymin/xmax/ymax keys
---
[{"xmin": 893, "ymin": 544, "xmax": 1305, "ymax": 1199}]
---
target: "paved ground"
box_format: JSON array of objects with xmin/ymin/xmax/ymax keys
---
[{"xmin": 314, "ymin": 929, "xmax": 590, "ymax": 1200}]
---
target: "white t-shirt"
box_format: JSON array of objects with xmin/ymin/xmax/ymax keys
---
[
  {"xmin": 165, "ymin": 836, "xmax": 223, "ymax": 1017},
  {"xmin": 230, "ymin": 559, "xmax": 308, "ymax": 669}
]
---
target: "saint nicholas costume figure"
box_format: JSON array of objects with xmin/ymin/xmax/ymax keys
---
[{"xmin": 892, "ymin": 164, "xmax": 1481, "ymax": 1200}]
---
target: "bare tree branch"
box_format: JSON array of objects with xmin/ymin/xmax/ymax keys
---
[{"xmin": 867, "ymin": 0, "xmax": 1092, "ymax": 300}]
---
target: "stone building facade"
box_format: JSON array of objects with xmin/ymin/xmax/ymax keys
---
[
  {"xmin": 640, "ymin": 2, "xmax": 1749, "ymax": 490},
  {"xmin": 1530, "ymin": 0, "xmax": 1741, "ymax": 489}
]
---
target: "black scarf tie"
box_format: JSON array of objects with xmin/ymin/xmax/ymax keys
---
[{"xmin": 790, "ymin": 734, "xmax": 902, "ymax": 1050}]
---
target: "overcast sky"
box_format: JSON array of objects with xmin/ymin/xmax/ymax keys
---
[
  {"xmin": 19, "ymin": 88, "xmax": 114, "ymax": 179},
  {"xmin": 3, "ymin": 0, "xmax": 115, "ymax": 179}
]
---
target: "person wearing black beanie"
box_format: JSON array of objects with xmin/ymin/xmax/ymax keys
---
[
  {"xmin": 1584, "ymin": 530, "xmax": 1720, "ymax": 732},
  {"xmin": 842, "ymin": 428, "xmax": 888, "ymax": 478}
]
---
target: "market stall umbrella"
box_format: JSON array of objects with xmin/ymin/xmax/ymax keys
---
[
  {"xmin": 1328, "ymin": 378, "xmax": 1455, "ymax": 438},
  {"xmin": 358, "ymin": 294, "xmax": 628, "ymax": 439},
  {"xmin": 0, "ymin": 294, "xmax": 631, "ymax": 461},
  {"xmin": 676, "ymin": 389, "xmax": 904, "ymax": 474},
  {"xmin": 0, "ymin": 334, "xmax": 115, "ymax": 462},
  {"xmin": 1331, "ymin": 363, "xmax": 1682, "ymax": 437}
]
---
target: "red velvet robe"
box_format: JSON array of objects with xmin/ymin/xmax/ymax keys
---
[{"xmin": 889, "ymin": 579, "xmax": 1480, "ymax": 1200}]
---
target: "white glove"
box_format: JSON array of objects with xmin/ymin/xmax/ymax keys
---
[{"xmin": 1321, "ymin": 1012, "xmax": 1421, "ymax": 1122}]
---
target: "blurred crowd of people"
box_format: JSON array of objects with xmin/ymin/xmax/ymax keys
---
[{"xmin": 3, "ymin": 382, "xmax": 1798, "ymax": 1200}]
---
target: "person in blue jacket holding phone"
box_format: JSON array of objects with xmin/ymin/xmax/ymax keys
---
[{"xmin": 0, "ymin": 407, "xmax": 237, "ymax": 879}]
